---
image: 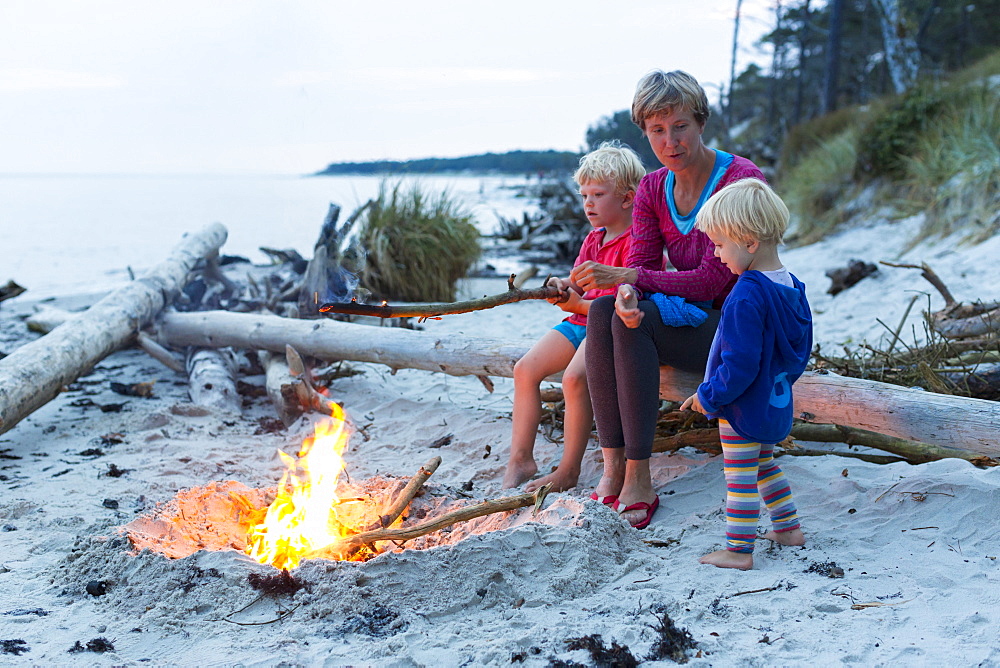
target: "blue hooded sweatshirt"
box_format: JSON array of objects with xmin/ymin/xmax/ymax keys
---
[{"xmin": 697, "ymin": 270, "xmax": 813, "ymax": 444}]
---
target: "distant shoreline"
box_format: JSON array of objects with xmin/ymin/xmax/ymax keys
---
[{"xmin": 313, "ymin": 149, "xmax": 581, "ymax": 176}]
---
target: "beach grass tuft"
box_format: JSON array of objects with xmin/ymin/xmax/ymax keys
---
[{"xmin": 351, "ymin": 179, "xmax": 481, "ymax": 302}]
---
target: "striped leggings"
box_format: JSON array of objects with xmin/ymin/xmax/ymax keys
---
[{"xmin": 719, "ymin": 420, "xmax": 800, "ymax": 553}]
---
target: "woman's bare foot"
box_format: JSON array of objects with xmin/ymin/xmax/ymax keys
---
[
  {"xmin": 763, "ymin": 528, "xmax": 805, "ymax": 546},
  {"xmin": 699, "ymin": 549, "xmax": 753, "ymax": 570},
  {"xmin": 525, "ymin": 467, "xmax": 579, "ymax": 493},
  {"xmin": 501, "ymin": 459, "xmax": 538, "ymax": 489},
  {"xmin": 592, "ymin": 474, "xmax": 623, "ymax": 501}
]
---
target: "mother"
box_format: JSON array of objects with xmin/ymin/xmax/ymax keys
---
[{"xmin": 570, "ymin": 70, "xmax": 767, "ymax": 529}]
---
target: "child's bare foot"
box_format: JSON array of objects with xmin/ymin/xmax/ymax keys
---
[
  {"xmin": 501, "ymin": 460, "xmax": 538, "ymax": 489},
  {"xmin": 699, "ymin": 549, "xmax": 753, "ymax": 570},
  {"xmin": 525, "ymin": 468, "xmax": 579, "ymax": 493},
  {"xmin": 763, "ymin": 528, "xmax": 805, "ymax": 546}
]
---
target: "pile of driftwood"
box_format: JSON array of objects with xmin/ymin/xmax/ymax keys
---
[
  {"xmin": 1, "ymin": 219, "xmax": 999, "ymax": 470},
  {"xmin": 814, "ymin": 261, "xmax": 1000, "ymax": 401},
  {"xmin": 494, "ymin": 179, "xmax": 589, "ymax": 266}
]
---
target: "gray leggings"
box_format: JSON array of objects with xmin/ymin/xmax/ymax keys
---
[{"xmin": 585, "ymin": 295, "xmax": 720, "ymax": 460}]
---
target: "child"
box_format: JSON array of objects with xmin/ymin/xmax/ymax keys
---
[
  {"xmin": 680, "ymin": 178, "xmax": 812, "ymax": 570},
  {"xmin": 502, "ymin": 143, "xmax": 645, "ymax": 494}
]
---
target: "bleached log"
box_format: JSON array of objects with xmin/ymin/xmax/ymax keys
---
[
  {"xmin": 658, "ymin": 366, "xmax": 1000, "ymax": 457},
  {"xmin": 0, "ymin": 223, "xmax": 227, "ymax": 436},
  {"xmin": 154, "ymin": 310, "xmax": 533, "ymax": 379},
  {"xmin": 153, "ymin": 310, "xmax": 1000, "ymax": 455},
  {"xmin": 258, "ymin": 349, "xmax": 302, "ymax": 426},
  {"xmin": 24, "ymin": 308, "xmax": 185, "ymax": 373},
  {"xmin": 136, "ymin": 331, "xmax": 185, "ymax": 373},
  {"xmin": 186, "ymin": 348, "xmax": 241, "ymax": 415}
]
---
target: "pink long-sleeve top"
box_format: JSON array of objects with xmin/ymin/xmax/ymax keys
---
[{"xmin": 628, "ymin": 155, "xmax": 766, "ymax": 309}]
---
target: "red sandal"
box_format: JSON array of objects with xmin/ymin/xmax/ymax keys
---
[
  {"xmin": 613, "ymin": 495, "xmax": 660, "ymax": 529},
  {"xmin": 589, "ymin": 492, "xmax": 619, "ymax": 506}
]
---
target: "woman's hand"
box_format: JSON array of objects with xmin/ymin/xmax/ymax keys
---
[
  {"xmin": 615, "ymin": 284, "xmax": 643, "ymax": 329},
  {"xmin": 570, "ymin": 262, "xmax": 637, "ymax": 292},
  {"xmin": 680, "ymin": 393, "xmax": 705, "ymax": 414}
]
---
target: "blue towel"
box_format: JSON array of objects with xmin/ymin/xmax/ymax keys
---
[{"xmin": 649, "ymin": 294, "xmax": 710, "ymax": 327}]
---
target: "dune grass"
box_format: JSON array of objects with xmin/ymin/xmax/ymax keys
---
[
  {"xmin": 780, "ymin": 127, "xmax": 862, "ymax": 244},
  {"xmin": 902, "ymin": 84, "xmax": 1000, "ymax": 245},
  {"xmin": 351, "ymin": 180, "xmax": 480, "ymax": 302},
  {"xmin": 778, "ymin": 50, "xmax": 1000, "ymax": 246}
]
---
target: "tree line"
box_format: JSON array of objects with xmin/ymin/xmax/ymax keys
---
[{"xmin": 314, "ymin": 150, "xmax": 581, "ymax": 176}]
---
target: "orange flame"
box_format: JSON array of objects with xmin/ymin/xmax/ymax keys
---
[{"xmin": 245, "ymin": 403, "xmax": 358, "ymax": 570}]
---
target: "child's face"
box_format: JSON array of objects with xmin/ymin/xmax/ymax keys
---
[
  {"xmin": 706, "ymin": 228, "xmax": 756, "ymax": 275},
  {"xmin": 578, "ymin": 179, "xmax": 632, "ymax": 230}
]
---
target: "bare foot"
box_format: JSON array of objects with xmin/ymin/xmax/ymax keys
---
[
  {"xmin": 501, "ymin": 459, "xmax": 538, "ymax": 489},
  {"xmin": 699, "ymin": 549, "xmax": 753, "ymax": 570},
  {"xmin": 593, "ymin": 475, "xmax": 623, "ymax": 502},
  {"xmin": 524, "ymin": 468, "xmax": 579, "ymax": 493},
  {"xmin": 763, "ymin": 528, "xmax": 805, "ymax": 546}
]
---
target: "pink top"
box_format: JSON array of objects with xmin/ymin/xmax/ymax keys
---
[
  {"xmin": 567, "ymin": 227, "xmax": 632, "ymax": 326},
  {"xmin": 628, "ymin": 156, "xmax": 765, "ymax": 309}
]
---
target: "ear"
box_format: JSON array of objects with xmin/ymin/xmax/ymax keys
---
[
  {"xmin": 746, "ymin": 239, "xmax": 760, "ymax": 254},
  {"xmin": 621, "ymin": 189, "xmax": 636, "ymax": 208}
]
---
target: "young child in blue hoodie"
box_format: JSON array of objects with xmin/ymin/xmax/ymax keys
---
[{"xmin": 680, "ymin": 178, "xmax": 813, "ymax": 570}]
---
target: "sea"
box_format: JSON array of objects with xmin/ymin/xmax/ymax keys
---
[{"xmin": 0, "ymin": 173, "xmax": 539, "ymax": 300}]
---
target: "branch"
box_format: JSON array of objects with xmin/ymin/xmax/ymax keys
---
[
  {"xmin": 363, "ymin": 456, "xmax": 441, "ymax": 531},
  {"xmin": 880, "ymin": 261, "xmax": 956, "ymax": 308},
  {"xmin": 309, "ymin": 484, "xmax": 551, "ymax": 560},
  {"xmin": 318, "ymin": 275, "xmax": 564, "ymax": 319}
]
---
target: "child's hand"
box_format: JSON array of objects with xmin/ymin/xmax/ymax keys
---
[
  {"xmin": 545, "ymin": 277, "xmax": 570, "ymax": 304},
  {"xmin": 554, "ymin": 289, "xmax": 583, "ymax": 313},
  {"xmin": 680, "ymin": 393, "xmax": 705, "ymax": 414},
  {"xmin": 615, "ymin": 284, "xmax": 643, "ymax": 328}
]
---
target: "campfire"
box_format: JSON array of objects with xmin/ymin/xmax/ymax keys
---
[
  {"xmin": 244, "ymin": 402, "xmax": 363, "ymax": 569},
  {"xmin": 123, "ymin": 404, "xmax": 550, "ymax": 570}
]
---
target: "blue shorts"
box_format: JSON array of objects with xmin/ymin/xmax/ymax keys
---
[{"xmin": 552, "ymin": 320, "xmax": 587, "ymax": 350}]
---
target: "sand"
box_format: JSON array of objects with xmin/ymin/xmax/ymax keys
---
[{"xmin": 1, "ymin": 212, "xmax": 999, "ymax": 666}]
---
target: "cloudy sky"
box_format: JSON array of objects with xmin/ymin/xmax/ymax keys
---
[{"xmin": 1, "ymin": 1, "xmax": 774, "ymax": 175}]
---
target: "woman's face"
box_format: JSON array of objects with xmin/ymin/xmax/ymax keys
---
[{"xmin": 644, "ymin": 107, "xmax": 705, "ymax": 172}]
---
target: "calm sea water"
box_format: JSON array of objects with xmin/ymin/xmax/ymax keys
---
[{"xmin": 0, "ymin": 173, "xmax": 536, "ymax": 299}]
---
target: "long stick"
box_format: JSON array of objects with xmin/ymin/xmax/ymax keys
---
[
  {"xmin": 364, "ymin": 455, "xmax": 442, "ymax": 531},
  {"xmin": 318, "ymin": 275, "xmax": 563, "ymax": 319},
  {"xmin": 313, "ymin": 484, "xmax": 551, "ymax": 559}
]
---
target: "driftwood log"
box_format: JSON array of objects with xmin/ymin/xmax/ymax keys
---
[
  {"xmin": 186, "ymin": 348, "xmax": 242, "ymax": 415},
  {"xmin": 152, "ymin": 310, "xmax": 1000, "ymax": 455},
  {"xmin": 0, "ymin": 223, "xmax": 228, "ymax": 436}
]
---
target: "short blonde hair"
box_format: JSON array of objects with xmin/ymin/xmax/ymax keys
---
[
  {"xmin": 574, "ymin": 141, "xmax": 646, "ymax": 196},
  {"xmin": 696, "ymin": 179, "xmax": 789, "ymax": 245},
  {"xmin": 631, "ymin": 70, "xmax": 711, "ymax": 132}
]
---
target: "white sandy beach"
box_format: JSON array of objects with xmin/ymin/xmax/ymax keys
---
[{"xmin": 2, "ymin": 207, "xmax": 1000, "ymax": 666}]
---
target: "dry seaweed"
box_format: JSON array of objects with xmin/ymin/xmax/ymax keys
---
[
  {"xmin": 247, "ymin": 570, "xmax": 305, "ymax": 596},
  {"xmin": 67, "ymin": 637, "xmax": 115, "ymax": 653},
  {"xmin": 563, "ymin": 634, "xmax": 639, "ymax": 668},
  {"xmin": 646, "ymin": 606, "xmax": 698, "ymax": 663}
]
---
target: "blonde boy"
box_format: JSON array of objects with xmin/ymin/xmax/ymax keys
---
[
  {"xmin": 502, "ymin": 143, "xmax": 645, "ymax": 494},
  {"xmin": 681, "ymin": 178, "xmax": 812, "ymax": 570}
]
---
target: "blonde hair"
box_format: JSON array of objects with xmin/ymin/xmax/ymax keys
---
[
  {"xmin": 631, "ymin": 70, "xmax": 710, "ymax": 131},
  {"xmin": 696, "ymin": 179, "xmax": 789, "ymax": 245},
  {"xmin": 574, "ymin": 141, "xmax": 645, "ymax": 196}
]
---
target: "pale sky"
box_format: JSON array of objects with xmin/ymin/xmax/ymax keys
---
[{"xmin": 1, "ymin": 1, "xmax": 774, "ymax": 175}]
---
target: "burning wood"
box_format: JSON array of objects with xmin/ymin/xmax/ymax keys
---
[{"xmin": 310, "ymin": 484, "xmax": 551, "ymax": 561}]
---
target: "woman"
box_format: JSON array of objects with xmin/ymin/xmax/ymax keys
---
[{"xmin": 569, "ymin": 70, "xmax": 766, "ymax": 529}]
